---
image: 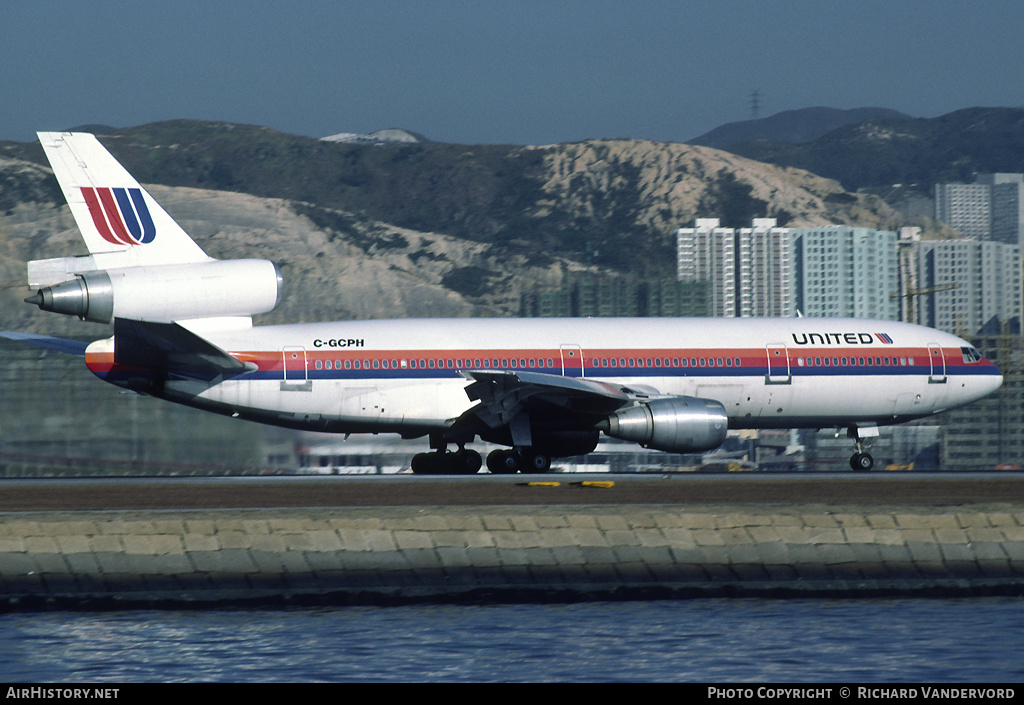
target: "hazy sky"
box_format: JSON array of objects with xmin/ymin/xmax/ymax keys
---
[{"xmin": 4, "ymin": 1, "xmax": 1023, "ymax": 145}]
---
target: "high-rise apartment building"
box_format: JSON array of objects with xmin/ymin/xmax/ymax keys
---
[
  {"xmin": 977, "ymin": 173, "xmax": 1024, "ymax": 246},
  {"xmin": 676, "ymin": 218, "xmax": 738, "ymax": 317},
  {"xmin": 737, "ymin": 219, "xmax": 796, "ymax": 318},
  {"xmin": 916, "ymin": 239, "xmax": 1021, "ymax": 335},
  {"xmin": 934, "ymin": 182, "xmax": 991, "ymax": 239},
  {"xmin": 794, "ymin": 226, "xmax": 899, "ymax": 320},
  {"xmin": 677, "ymin": 220, "xmax": 899, "ymax": 320},
  {"xmin": 934, "ymin": 173, "xmax": 1024, "ymax": 245}
]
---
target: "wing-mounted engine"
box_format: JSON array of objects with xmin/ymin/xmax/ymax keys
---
[
  {"xmin": 598, "ymin": 396, "xmax": 728, "ymax": 453},
  {"xmin": 25, "ymin": 257, "xmax": 283, "ymax": 323}
]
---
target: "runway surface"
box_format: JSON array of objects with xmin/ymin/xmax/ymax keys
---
[{"xmin": 2, "ymin": 473, "xmax": 1023, "ymax": 512}]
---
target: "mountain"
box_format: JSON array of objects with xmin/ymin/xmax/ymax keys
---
[
  {"xmin": 689, "ymin": 107, "xmax": 909, "ymax": 150},
  {"xmin": 722, "ymin": 107, "xmax": 1024, "ymax": 191},
  {"xmin": 0, "ymin": 120, "xmax": 940, "ymax": 334}
]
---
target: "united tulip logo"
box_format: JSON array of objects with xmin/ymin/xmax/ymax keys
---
[{"xmin": 81, "ymin": 187, "xmax": 156, "ymax": 246}]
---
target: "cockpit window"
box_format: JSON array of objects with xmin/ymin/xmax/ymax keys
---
[{"xmin": 961, "ymin": 346, "xmax": 982, "ymax": 363}]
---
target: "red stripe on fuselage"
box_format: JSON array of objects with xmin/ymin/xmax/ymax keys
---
[{"xmin": 86, "ymin": 345, "xmax": 994, "ymax": 377}]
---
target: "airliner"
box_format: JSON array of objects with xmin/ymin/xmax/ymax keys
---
[{"xmin": 3, "ymin": 132, "xmax": 1003, "ymax": 473}]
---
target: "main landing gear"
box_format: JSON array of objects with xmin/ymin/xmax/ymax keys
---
[
  {"xmin": 847, "ymin": 426, "xmax": 875, "ymax": 472},
  {"xmin": 485, "ymin": 449, "xmax": 551, "ymax": 474},
  {"xmin": 410, "ymin": 448, "xmax": 482, "ymax": 475},
  {"xmin": 410, "ymin": 446, "xmax": 552, "ymax": 475}
]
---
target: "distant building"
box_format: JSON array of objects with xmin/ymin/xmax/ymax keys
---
[
  {"xmin": 677, "ymin": 219, "xmax": 899, "ymax": 320},
  {"xmin": 794, "ymin": 226, "xmax": 899, "ymax": 320},
  {"xmin": 916, "ymin": 239, "xmax": 1021, "ymax": 336},
  {"xmin": 738, "ymin": 219, "xmax": 796, "ymax": 317},
  {"xmin": 978, "ymin": 173, "xmax": 1024, "ymax": 246},
  {"xmin": 520, "ymin": 278, "xmax": 710, "ymax": 318},
  {"xmin": 934, "ymin": 173, "xmax": 1024, "ymax": 245},
  {"xmin": 934, "ymin": 182, "xmax": 991, "ymax": 239},
  {"xmin": 676, "ymin": 218, "xmax": 739, "ymax": 317}
]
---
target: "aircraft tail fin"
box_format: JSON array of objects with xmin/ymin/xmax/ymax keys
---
[
  {"xmin": 37, "ymin": 132, "xmax": 211, "ymax": 267},
  {"xmin": 28, "ymin": 132, "xmax": 282, "ymax": 326}
]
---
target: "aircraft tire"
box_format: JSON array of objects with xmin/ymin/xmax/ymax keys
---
[
  {"xmin": 411, "ymin": 452, "xmax": 435, "ymax": 475},
  {"xmin": 522, "ymin": 452, "xmax": 551, "ymax": 474},
  {"xmin": 487, "ymin": 449, "xmax": 520, "ymax": 474},
  {"xmin": 850, "ymin": 452, "xmax": 874, "ymax": 472},
  {"xmin": 454, "ymin": 449, "xmax": 483, "ymax": 475}
]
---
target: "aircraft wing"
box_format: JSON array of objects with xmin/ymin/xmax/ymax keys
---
[
  {"xmin": 0, "ymin": 331, "xmax": 89, "ymax": 356},
  {"xmin": 459, "ymin": 369, "xmax": 635, "ymax": 430},
  {"xmin": 112, "ymin": 318, "xmax": 255, "ymax": 382}
]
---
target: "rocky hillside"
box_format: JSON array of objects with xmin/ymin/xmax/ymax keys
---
[{"xmin": 0, "ymin": 122, "xmax": 946, "ymax": 335}]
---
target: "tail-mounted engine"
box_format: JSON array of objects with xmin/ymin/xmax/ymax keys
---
[
  {"xmin": 598, "ymin": 396, "xmax": 728, "ymax": 453},
  {"xmin": 25, "ymin": 258, "xmax": 283, "ymax": 323}
]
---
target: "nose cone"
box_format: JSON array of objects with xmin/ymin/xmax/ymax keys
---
[
  {"xmin": 970, "ymin": 358, "xmax": 1003, "ymax": 403},
  {"xmin": 984, "ymin": 364, "xmax": 1004, "ymax": 397}
]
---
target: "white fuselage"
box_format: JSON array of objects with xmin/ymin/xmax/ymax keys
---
[{"xmin": 85, "ymin": 316, "xmax": 1002, "ymax": 438}]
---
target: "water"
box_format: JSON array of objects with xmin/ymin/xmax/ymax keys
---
[{"xmin": 2, "ymin": 598, "xmax": 1022, "ymax": 683}]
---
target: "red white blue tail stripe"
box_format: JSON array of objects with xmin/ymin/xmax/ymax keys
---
[{"xmin": 81, "ymin": 187, "xmax": 156, "ymax": 246}]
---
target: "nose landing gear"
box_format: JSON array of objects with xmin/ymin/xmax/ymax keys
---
[{"xmin": 847, "ymin": 426, "xmax": 876, "ymax": 471}]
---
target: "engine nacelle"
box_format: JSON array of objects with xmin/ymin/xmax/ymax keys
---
[
  {"xmin": 598, "ymin": 396, "xmax": 728, "ymax": 453},
  {"xmin": 25, "ymin": 259, "xmax": 283, "ymax": 324}
]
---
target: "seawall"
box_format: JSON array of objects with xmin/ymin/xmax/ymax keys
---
[{"xmin": 2, "ymin": 502, "xmax": 1023, "ymax": 610}]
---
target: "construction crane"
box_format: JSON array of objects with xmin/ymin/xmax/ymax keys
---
[{"xmin": 890, "ymin": 283, "xmax": 959, "ymax": 323}]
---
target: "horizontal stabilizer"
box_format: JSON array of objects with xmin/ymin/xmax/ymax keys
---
[
  {"xmin": 113, "ymin": 318, "xmax": 254, "ymax": 381},
  {"xmin": 0, "ymin": 331, "xmax": 89, "ymax": 357}
]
